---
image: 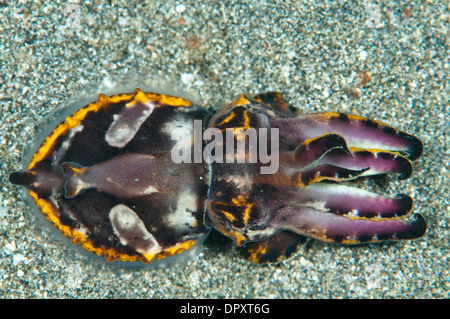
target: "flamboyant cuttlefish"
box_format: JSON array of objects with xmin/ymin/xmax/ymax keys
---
[{"xmin": 9, "ymin": 80, "xmax": 426, "ymax": 264}]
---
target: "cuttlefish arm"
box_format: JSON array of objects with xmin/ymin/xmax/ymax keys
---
[{"xmin": 207, "ymin": 93, "xmax": 426, "ymax": 263}]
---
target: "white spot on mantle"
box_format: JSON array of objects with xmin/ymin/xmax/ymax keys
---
[
  {"xmin": 105, "ymin": 100, "xmax": 155, "ymax": 148},
  {"xmin": 166, "ymin": 189, "xmax": 198, "ymax": 227},
  {"xmin": 109, "ymin": 204, "xmax": 161, "ymax": 255}
]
